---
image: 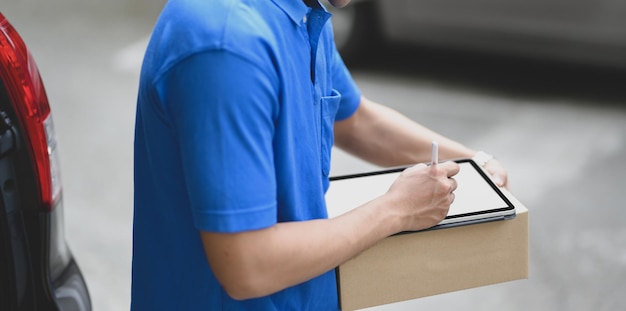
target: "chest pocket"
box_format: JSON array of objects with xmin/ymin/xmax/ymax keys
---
[{"xmin": 320, "ymin": 89, "xmax": 341, "ymax": 176}]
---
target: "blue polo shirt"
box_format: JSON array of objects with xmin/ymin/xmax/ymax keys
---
[{"xmin": 131, "ymin": 0, "xmax": 361, "ymax": 310}]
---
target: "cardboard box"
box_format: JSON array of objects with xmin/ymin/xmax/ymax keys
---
[{"xmin": 330, "ymin": 190, "xmax": 529, "ymax": 311}]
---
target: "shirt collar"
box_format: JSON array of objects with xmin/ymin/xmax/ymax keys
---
[{"xmin": 271, "ymin": 0, "xmax": 325, "ymax": 25}]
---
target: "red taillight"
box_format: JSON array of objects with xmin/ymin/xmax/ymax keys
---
[{"xmin": 0, "ymin": 13, "xmax": 60, "ymax": 211}]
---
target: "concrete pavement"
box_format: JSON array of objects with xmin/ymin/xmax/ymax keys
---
[{"xmin": 3, "ymin": 1, "xmax": 625, "ymax": 310}]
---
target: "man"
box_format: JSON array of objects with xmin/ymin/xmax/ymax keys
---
[{"xmin": 131, "ymin": 0, "xmax": 509, "ymax": 310}]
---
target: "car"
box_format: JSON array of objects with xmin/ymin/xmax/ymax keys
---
[
  {"xmin": 330, "ymin": 0, "xmax": 626, "ymax": 68},
  {"xmin": 0, "ymin": 12, "xmax": 92, "ymax": 310}
]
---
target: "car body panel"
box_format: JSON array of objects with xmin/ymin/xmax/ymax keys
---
[
  {"xmin": 0, "ymin": 12, "xmax": 91, "ymax": 311},
  {"xmin": 340, "ymin": 0, "xmax": 626, "ymax": 67}
]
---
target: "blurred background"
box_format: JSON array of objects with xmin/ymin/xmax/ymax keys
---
[{"xmin": 3, "ymin": 0, "xmax": 626, "ymax": 310}]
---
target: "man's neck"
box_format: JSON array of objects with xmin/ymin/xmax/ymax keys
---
[{"xmin": 303, "ymin": 0, "xmax": 320, "ymax": 8}]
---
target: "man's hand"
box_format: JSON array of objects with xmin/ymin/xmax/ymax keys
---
[
  {"xmin": 483, "ymin": 159, "xmax": 509, "ymax": 189},
  {"xmin": 199, "ymin": 162, "xmax": 460, "ymax": 300},
  {"xmin": 383, "ymin": 161, "xmax": 460, "ymax": 232}
]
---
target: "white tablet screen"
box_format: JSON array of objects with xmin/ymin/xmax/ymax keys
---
[
  {"xmin": 325, "ymin": 160, "xmax": 513, "ymax": 220},
  {"xmin": 447, "ymin": 161, "xmax": 510, "ymax": 217}
]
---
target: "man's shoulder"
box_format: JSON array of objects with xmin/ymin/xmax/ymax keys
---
[
  {"xmin": 161, "ymin": 0, "xmax": 244, "ymax": 36},
  {"xmin": 157, "ymin": 0, "xmax": 275, "ymax": 53},
  {"xmin": 151, "ymin": 0, "xmax": 279, "ymax": 64}
]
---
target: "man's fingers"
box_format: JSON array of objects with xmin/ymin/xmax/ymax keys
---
[
  {"xmin": 449, "ymin": 177, "xmax": 458, "ymax": 192},
  {"xmin": 438, "ymin": 161, "xmax": 460, "ymax": 178}
]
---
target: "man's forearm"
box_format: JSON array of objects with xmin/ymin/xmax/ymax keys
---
[
  {"xmin": 201, "ymin": 158, "xmax": 460, "ymax": 300},
  {"xmin": 334, "ymin": 96, "xmax": 476, "ymax": 166},
  {"xmin": 201, "ymin": 194, "xmax": 401, "ymax": 300}
]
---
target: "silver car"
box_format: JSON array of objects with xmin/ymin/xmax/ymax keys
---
[{"xmin": 330, "ymin": 0, "xmax": 626, "ymax": 68}]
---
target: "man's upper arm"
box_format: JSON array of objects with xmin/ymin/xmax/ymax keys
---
[
  {"xmin": 157, "ymin": 50, "xmax": 280, "ymax": 233},
  {"xmin": 330, "ymin": 47, "xmax": 362, "ymax": 121}
]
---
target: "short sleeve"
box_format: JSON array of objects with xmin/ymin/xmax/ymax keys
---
[
  {"xmin": 330, "ymin": 47, "xmax": 361, "ymax": 121},
  {"xmin": 156, "ymin": 50, "xmax": 279, "ymax": 233}
]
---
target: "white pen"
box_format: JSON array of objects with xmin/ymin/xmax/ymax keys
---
[{"xmin": 431, "ymin": 140, "xmax": 438, "ymax": 167}]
